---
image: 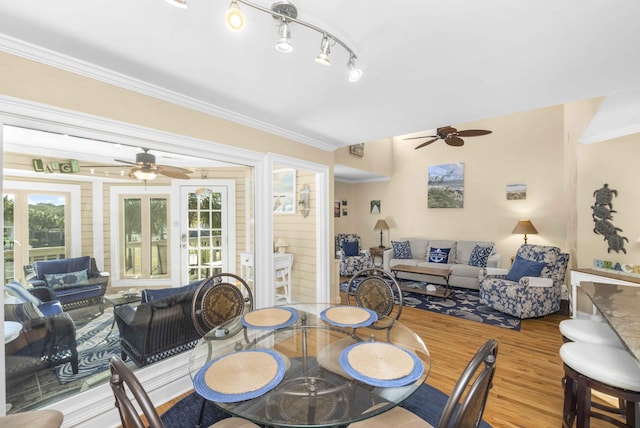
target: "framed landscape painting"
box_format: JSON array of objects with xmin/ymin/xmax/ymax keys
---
[
  {"xmin": 506, "ymin": 183, "xmax": 527, "ymax": 200},
  {"xmin": 427, "ymin": 163, "xmax": 464, "ymax": 208}
]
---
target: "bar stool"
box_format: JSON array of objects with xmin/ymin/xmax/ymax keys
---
[
  {"xmin": 559, "ymin": 319, "xmax": 625, "ymax": 349},
  {"xmin": 560, "ymin": 342, "xmax": 640, "ymax": 428}
]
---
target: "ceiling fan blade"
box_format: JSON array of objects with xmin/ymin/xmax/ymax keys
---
[
  {"xmin": 414, "ymin": 138, "xmax": 439, "ymax": 149},
  {"xmin": 157, "ymin": 165, "xmax": 191, "ymax": 179},
  {"xmin": 403, "ymin": 135, "xmax": 437, "ymax": 141},
  {"xmin": 456, "ymin": 129, "xmax": 492, "ymax": 137},
  {"xmin": 445, "ymin": 136, "xmax": 465, "ymax": 147},
  {"xmin": 115, "ymin": 159, "xmax": 137, "ymax": 165}
]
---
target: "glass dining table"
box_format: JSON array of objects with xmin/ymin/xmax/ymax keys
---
[{"xmin": 188, "ymin": 303, "xmax": 431, "ymax": 427}]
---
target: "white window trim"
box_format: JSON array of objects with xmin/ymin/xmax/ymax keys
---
[{"xmin": 4, "ymin": 180, "xmax": 82, "ymax": 257}]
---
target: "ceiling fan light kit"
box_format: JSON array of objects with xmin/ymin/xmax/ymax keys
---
[{"xmin": 165, "ymin": 0, "xmax": 362, "ymax": 82}]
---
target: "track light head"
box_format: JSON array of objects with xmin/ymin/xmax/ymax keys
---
[
  {"xmin": 315, "ymin": 36, "xmax": 331, "ymax": 66},
  {"xmin": 225, "ymin": 0, "xmax": 245, "ymax": 31},
  {"xmin": 274, "ymin": 20, "xmax": 293, "ymax": 53},
  {"xmin": 347, "ymin": 55, "xmax": 362, "ymax": 82}
]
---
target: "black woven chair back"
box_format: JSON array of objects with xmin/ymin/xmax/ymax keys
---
[
  {"xmin": 191, "ymin": 273, "xmax": 254, "ymax": 336},
  {"xmin": 109, "ymin": 356, "xmax": 164, "ymax": 428}
]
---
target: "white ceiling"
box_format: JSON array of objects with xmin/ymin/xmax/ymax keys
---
[{"xmin": 1, "ymin": 0, "xmax": 640, "ymax": 151}]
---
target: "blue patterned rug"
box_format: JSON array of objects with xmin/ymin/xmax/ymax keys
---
[
  {"xmin": 54, "ymin": 310, "xmax": 122, "ymax": 384},
  {"xmin": 341, "ymin": 280, "xmax": 521, "ymax": 331}
]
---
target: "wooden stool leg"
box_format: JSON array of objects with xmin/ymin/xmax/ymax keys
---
[
  {"xmin": 576, "ymin": 376, "xmax": 591, "ymax": 428},
  {"xmin": 563, "ymin": 374, "xmax": 578, "ymax": 428}
]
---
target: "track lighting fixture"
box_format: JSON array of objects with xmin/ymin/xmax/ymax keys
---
[
  {"xmin": 167, "ymin": 0, "xmax": 362, "ymax": 82},
  {"xmin": 314, "ymin": 36, "xmax": 331, "ymax": 66},
  {"xmin": 347, "ymin": 54, "xmax": 362, "ymax": 83},
  {"xmin": 274, "ymin": 20, "xmax": 293, "ymax": 53},
  {"xmin": 225, "ymin": 0, "xmax": 245, "ymax": 32}
]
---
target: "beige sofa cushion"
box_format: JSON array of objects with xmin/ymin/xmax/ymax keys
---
[{"xmin": 399, "ymin": 238, "xmax": 428, "ymax": 260}]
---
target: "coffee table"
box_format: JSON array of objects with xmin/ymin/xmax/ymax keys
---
[
  {"xmin": 390, "ymin": 264, "xmax": 452, "ymax": 298},
  {"xmin": 104, "ymin": 292, "xmax": 141, "ymax": 339}
]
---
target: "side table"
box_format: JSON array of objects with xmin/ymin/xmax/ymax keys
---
[
  {"xmin": 369, "ymin": 246, "xmax": 388, "ymax": 267},
  {"xmin": 104, "ymin": 292, "xmax": 141, "ymax": 340}
]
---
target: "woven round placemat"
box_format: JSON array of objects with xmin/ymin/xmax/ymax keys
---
[
  {"xmin": 243, "ymin": 307, "xmax": 292, "ymax": 327},
  {"xmin": 204, "ymin": 351, "xmax": 278, "ymax": 394},
  {"xmin": 347, "ymin": 343, "xmax": 414, "ymax": 380},
  {"xmin": 324, "ymin": 306, "xmax": 371, "ymax": 325}
]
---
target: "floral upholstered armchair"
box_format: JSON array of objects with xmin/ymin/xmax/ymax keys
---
[
  {"xmin": 478, "ymin": 244, "xmax": 569, "ymax": 319},
  {"xmin": 335, "ymin": 234, "xmax": 374, "ymax": 277}
]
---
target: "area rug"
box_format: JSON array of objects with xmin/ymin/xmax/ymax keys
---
[
  {"xmin": 161, "ymin": 382, "xmax": 491, "ymax": 427},
  {"xmin": 54, "ymin": 310, "xmax": 122, "ymax": 384},
  {"xmin": 341, "ymin": 279, "xmax": 521, "ymax": 331}
]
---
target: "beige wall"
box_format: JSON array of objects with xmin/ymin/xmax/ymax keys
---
[
  {"xmin": 334, "ymin": 138, "xmax": 394, "ymax": 177},
  {"xmin": 335, "ymin": 99, "xmax": 640, "ymax": 275},
  {"xmin": 577, "ymin": 133, "xmax": 640, "ymax": 268}
]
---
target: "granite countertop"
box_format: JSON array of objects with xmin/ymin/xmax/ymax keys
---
[{"xmin": 581, "ymin": 281, "xmax": 640, "ymax": 361}]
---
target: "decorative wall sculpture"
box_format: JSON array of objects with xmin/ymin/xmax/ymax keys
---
[{"xmin": 592, "ymin": 183, "xmax": 628, "ymax": 253}]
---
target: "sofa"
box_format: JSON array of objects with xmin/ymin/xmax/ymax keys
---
[
  {"xmin": 382, "ymin": 238, "xmax": 501, "ymax": 290},
  {"xmin": 26, "ymin": 256, "xmax": 109, "ymax": 313},
  {"xmin": 114, "ymin": 280, "xmax": 203, "ymax": 367}
]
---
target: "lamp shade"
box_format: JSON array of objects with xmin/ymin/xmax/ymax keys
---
[
  {"xmin": 374, "ymin": 219, "xmax": 389, "ymax": 230},
  {"xmin": 512, "ymin": 220, "xmax": 538, "ymax": 235},
  {"xmin": 512, "ymin": 220, "xmax": 538, "ymax": 244}
]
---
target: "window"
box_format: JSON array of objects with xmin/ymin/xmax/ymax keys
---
[{"xmin": 120, "ymin": 194, "xmax": 169, "ymax": 279}]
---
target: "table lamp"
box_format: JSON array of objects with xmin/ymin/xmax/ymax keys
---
[
  {"xmin": 512, "ymin": 219, "xmax": 538, "ymax": 244},
  {"xmin": 374, "ymin": 219, "xmax": 389, "ymax": 248},
  {"xmin": 275, "ymin": 239, "xmax": 288, "ymax": 253}
]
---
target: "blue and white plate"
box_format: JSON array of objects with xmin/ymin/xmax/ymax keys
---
[
  {"xmin": 241, "ymin": 306, "xmax": 299, "ymax": 330},
  {"xmin": 339, "ymin": 342, "xmax": 424, "ymax": 387},
  {"xmin": 193, "ymin": 349, "xmax": 286, "ymax": 402},
  {"xmin": 320, "ymin": 306, "xmax": 378, "ymax": 328}
]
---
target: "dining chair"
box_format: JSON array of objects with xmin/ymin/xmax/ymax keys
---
[
  {"xmin": 190, "ymin": 273, "xmax": 254, "ymax": 427},
  {"xmin": 0, "ymin": 409, "xmax": 64, "ymax": 428},
  {"xmin": 191, "ymin": 273, "xmax": 254, "ymax": 336},
  {"xmin": 274, "ymin": 254, "xmax": 294, "ymax": 304},
  {"xmin": 109, "ymin": 356, "xmax": 259, "ymax": 428},
  {"xmin": 318, "ymin": 267, "xmax": 403, "ymax": 379},
  {"xmin": 349, "ymin": 339, "xmax": 498, "ymax": 428}
]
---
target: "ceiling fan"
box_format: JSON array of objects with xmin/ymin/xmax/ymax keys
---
[
  {"xmin": 404, "ymin": 126, "xmax": 492, "ymax": 149},
  {"xmin": 84, "ymin": 148, "xmax": 191, "ymax": 180}
]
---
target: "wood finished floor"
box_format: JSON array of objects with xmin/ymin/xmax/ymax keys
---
[{"xmin": 157, "ymin": 298, "xmax": 624, "ymax": 428}]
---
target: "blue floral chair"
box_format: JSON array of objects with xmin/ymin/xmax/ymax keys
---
[
  {"xmin": 478, "ymin": 244, "xmax": 569, "ymax": 319},
  {"xmin": 335, "ymin": 234, "xmax": 374, "ymax": 277}
]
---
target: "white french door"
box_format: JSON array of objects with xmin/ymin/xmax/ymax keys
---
[{"xmin": 179, "ymin": 182, "xmax": 236, "ymax": 284}]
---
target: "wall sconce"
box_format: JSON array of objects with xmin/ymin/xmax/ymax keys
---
[
  {"xmin": 298, "ymin": 184, "xmax": 310, "ymax": 218},
  {"xmin": 512, "ymin": 219, "xmax": 538, "ymax": 244}
]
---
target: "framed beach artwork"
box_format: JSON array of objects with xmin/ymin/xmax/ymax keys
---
[
  {"xmin": 506, "ymin": 183, "xmax": 526, "ymax": 200},
  {"xmin": 273, "ymin": 168, "xmax": 296, "ymax": 214},
  {"xmin": 427, "ymin": 163, "xmax": 464, "ymax": 208},
  {"xmin": 349, "ymin": 143, "xmax": 364, "ymax": 157},
  {"xmin": 370, "ymin": 200, "xmax": 381, "ymax": 214}
]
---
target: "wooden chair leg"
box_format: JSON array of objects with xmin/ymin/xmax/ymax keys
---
[
  {"xmin": 576, "ymin": 376, "xmax": 592, "ymax": 428},
  {"xmin": 563, "ymin": 375, "xmax": 577, "ymax": 428}
]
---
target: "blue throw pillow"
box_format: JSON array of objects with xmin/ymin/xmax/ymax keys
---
[
  {"xmin": 468, "ymin": 245, "xmax": 494, "ymax": 267},
  {"xmin": 428, "ymin": 247, "xmax": 451, "ymax": 264},
  {"xmin": 342, "ymin": 240, "xmax": 360, "ymax": 257},
  {"xmin": 391, "ymin": 240, "xmax": 412, "ymax": 259},
  {"xmin": 506, "ymin": 256, "xmax": 546, "ymax": 282}
]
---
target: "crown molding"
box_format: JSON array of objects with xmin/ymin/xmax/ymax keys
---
[{"xmin": 0, "ymin": 34, "xmax": 337, "ymax": 152}]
